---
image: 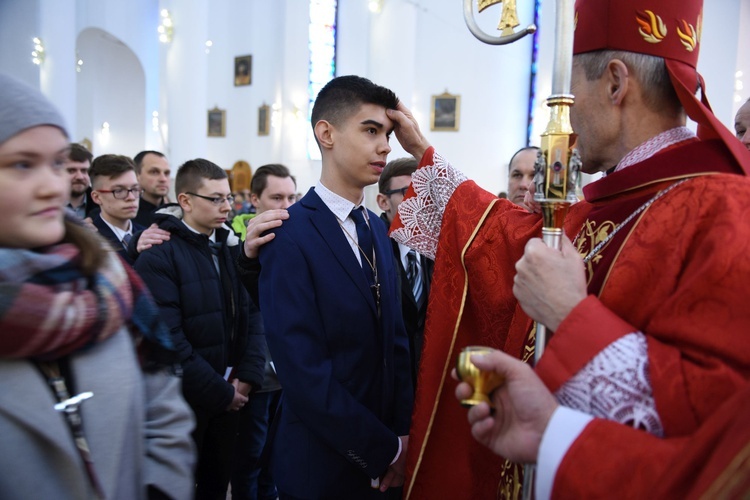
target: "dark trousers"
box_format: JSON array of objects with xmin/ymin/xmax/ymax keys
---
[
  {"xmin": 231, "ymin": 389, "xmax": 281, "ymax": 500},
  {"xmin": 278, "ymin": 487, "xmax": 402, "ymax": 500},
  {"xmin": 193, "ymin": 407, "xmax": 240, "ymax": 500}
]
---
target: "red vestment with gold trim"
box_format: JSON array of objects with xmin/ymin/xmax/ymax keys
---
[{"xmin": 393, "ymin": 140, "xmax": 750, "ymax": 499}]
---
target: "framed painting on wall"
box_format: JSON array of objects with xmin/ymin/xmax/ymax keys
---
[
  {"xmin": 430, "ymin": 92, "xmax": 461, "ymax": 131},
  {"xmin": 208, "ymin": 107, "xmax": 226, "ymax": 137},
  {"xmin": 234, "ymin": 55, "xmax": 252, "ymax": 86},
  {"xmin": 258, "ymin": 104, "xmax": 270, "ymax": 136}
]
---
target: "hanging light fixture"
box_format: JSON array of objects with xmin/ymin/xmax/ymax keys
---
[
  {"xmin": 31, "ymin": 37, "xmax": 45, "ymax": 65},
  {"xmin": 158, "ymin": 9, "xmax": 174, "ymax": 43}
]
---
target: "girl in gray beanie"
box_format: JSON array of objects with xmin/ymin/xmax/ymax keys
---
[{"xmin": 0, "ymin": 73, "xmax": 195, "ymax": 499}]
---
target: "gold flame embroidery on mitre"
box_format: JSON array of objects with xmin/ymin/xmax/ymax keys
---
[
  {"xmin": 676, "ymin": 19, "xmax": 697, "ymax": 52},
  {"xmin": 636, "ymin": 10, "xmax": 667, "ymax": 44}
]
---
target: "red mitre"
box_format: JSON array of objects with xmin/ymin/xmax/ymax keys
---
[{"xmin": 573, "ymin": 0, "xmax": 750, "ymax": 174}]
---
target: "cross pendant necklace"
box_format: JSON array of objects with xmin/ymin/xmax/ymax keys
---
[{"xmin": 338, "ymin": 220, "xmax": 381, "ymax": 316}]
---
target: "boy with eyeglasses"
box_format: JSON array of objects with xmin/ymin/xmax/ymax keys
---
[
  {"xmin": 135, "ymin": 158, "xmax": 265, "ymax": 500},
  {"xmin": 89, "ymin": 154, "xmax": 145, "ymax": 266}
]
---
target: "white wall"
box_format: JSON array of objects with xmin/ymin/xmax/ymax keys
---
[
  {"xmin": 732, "ymin": 0, "xmax": 750, "ymax": 119},
  {"xmin": 699, "ymin": 0, "xmax": 742, "ymax": 128},
  {"xmin": 76, "ymin": 28, "xmax": 146, "ymax": 155},
  {"xmin": 0, "ymin": 0, "xmax": 40, "ymax": 86},
  {"xmin": 0, "ymin": 0, "xmax": 746, "ymax": 200}
]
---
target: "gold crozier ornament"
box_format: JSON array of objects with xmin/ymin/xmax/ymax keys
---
[{"xmin": 478, "ymin": 0, "xmax": 521, "ymax": 36}]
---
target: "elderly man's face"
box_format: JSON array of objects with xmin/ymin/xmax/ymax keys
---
[
  {"xmin": 569, "ymin": 59, "xmax": 620, "ymax": 174},
  {"xmin": 735, "ymin": 100, "xmax": 750, "ymax": 152}
]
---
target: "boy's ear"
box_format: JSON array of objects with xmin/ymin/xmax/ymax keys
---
[
  {"xmin": 177, "ymin": 192, "xmax": 192, "ymax": 212},
  {"xmin": 314, "ymin": 120, "xmax": 334, "ymax": 150},
  {"xmin": 90, "ymin": 190, "xmax": 103, "ymax": 206}
]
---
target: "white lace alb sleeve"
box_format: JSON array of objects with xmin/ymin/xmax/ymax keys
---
[
  {"xmin": 554, "ymin": 332, "xmax": 663, "ymax": 437},
  {"xmin": 390, "ymin": 151, "xmax": 467, "ymax": 260}
]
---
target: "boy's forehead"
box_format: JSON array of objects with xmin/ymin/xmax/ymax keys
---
[
  {"xmin": 96, "ymin": 170, "xmax": 137, "ymax": 186},
  {"xmin": 349, "ymin": 103, "xmax": 393, "ymax": 127},
  {"xmin": 200, "ymin": 177, "xmax": 231, "ymax": 193}
]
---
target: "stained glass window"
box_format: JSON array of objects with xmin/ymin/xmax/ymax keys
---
[
  {"xmin": 527, "ymin": 0, "xmax": 542, "ymax": 145},
  {"xmin": 308, "ymin": 0, "xmax": 338, "ymax": 160}
]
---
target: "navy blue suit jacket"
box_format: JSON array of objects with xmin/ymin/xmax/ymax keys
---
[
  {"xmin": 92, "ymin": 213, "xmax": 144, "ymax": 266},
  {"xmin": 258, "ymin": 187, "xmax": 413, "ymax": 498}
]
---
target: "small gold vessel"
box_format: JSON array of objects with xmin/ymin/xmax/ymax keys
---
[{"xmin": 456, "ymin": 346, "xmax": 505, "ymax": 407}]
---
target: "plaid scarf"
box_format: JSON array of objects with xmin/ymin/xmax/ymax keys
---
[{"xmin": 0, "ymin": 243, "xmax": 172, "ymax": 364}]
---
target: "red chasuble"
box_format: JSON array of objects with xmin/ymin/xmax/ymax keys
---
[{"xmin": 394, "ymin": 140, "xmax": 750, "ymax": 499}]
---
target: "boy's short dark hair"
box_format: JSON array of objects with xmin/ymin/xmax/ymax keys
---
[
  {"xmin": 89, "ymin": 154, "xmax": 136, "ymax": 187},
  {"xmin": 68, "ymin": 143, "xmax": 93, "ymax": 163},
  {"xmin": 251, "ymin": 164, "xmax": 296, "ymax": 196},
  {"xmin": 133, "ymin": 150, "xmax": 166, "ymax": 175},
  {"xmin": 311, "ymin": 75, "xmax": 399, "ymax": 133},
  {"xmin": 175, "ymin": 158, "xmax": 227, "ymax": 195},
  {"xmin": 378, "ymin": 157, "xmax": 417, "ymax": 194}
]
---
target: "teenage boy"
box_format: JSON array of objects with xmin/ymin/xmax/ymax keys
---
[
  {"xmin": 135, "ymin": 159, "xmax": 265, "ymax": 500},
  {"xmin": 89, "ymin": 154, "xmax": 144, "ymax": 266},
  {"xmin": 257, "ymin": 75, "xmax": 413, "ymax": 499},
  {"xmin": 232, "ymin": 163, "xmax": 297, "ymax": 500}
]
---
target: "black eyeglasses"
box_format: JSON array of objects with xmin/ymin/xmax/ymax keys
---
[
  {"xmin": 97, "ymin": 187, "xmax": 143, "ymax": 199},
  {"xmin": 383, "ymin": 186, "xmax": 408, "ymax": 197},
  {"xmin": 186, "ymin": 192, "xmax": 235, "ymax": 206}
]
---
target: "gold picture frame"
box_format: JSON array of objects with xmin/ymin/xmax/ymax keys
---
[
  {"xmin": 258, "ymin": 104, "xmax": 270, "ymax": 136},
  {"xmin": 208, "ymin": 107, "xmax": 226, "ymax": 137},
  {"xmin": 234, "ymin": 55, "xmax": 252, "ymax": 86},
  {"xmin": 430, "ymin": 92, "xmax": 461, "ymax": 131}
]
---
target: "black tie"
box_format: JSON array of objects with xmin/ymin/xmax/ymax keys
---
[
  {"xmin": 406, "ymin": 249, "xmax": 424, "ymax": 306},
  {"xmin": 208, "ymin": 240, "xmax": 222, "ymax": 274},
  {"xmin": 208, "ymin": 240, "xmax": 223, "ymax": 256},
  {"xmin": 121, "ymin": 233, "xmax": 132, "ymax": 250},
  {"xmin": 350, "ymin": 207, "xmax": 374, "ymax": 284}
]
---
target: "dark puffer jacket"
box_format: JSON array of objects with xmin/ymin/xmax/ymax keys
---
[{"xmin": 135, "ymin": 205, "xmax": 265, "ymax": 415}]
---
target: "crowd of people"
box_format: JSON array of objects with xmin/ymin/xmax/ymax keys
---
[{"xmin": 2, "ymin": 0, "xmax": 750, "ymax": 498}]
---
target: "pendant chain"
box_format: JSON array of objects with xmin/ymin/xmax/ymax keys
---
[
  {"xmin": 577, "ymin": 179, "xmax": 689, "ymax": 264},
  {"xmin": 338, "ymin": 219, "xmax": 378, "ymax": 281}
]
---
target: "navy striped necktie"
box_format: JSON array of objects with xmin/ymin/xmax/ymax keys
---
[{"xmin": 407, "ymin": 249, "xmax": 424, "ymax": 306}]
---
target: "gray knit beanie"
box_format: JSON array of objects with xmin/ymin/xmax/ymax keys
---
[{"xmin": 0, "ymin": 73, "xmax": 68, "ymax": 145}]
